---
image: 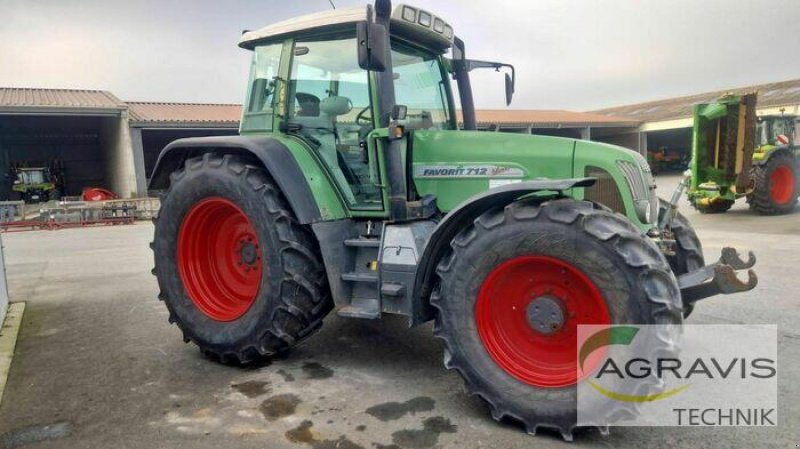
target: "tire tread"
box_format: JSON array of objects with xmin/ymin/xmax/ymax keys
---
[{"xmin": 151, "ymin": 153, "xmax": 331, "ymax": 364}]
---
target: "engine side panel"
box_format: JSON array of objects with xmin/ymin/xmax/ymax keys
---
[{"xmin": 410, "ymin": 130, "xmax": 576, "ymax": 211}]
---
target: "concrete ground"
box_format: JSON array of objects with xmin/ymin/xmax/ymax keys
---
[{"xmin": 0, "ymin": 173, "xmax": 797, "ymax": 449}]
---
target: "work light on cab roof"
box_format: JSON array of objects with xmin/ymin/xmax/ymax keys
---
[{"xmin": 239, "ymin": 4, "xmax": 454, "ymax": 51}]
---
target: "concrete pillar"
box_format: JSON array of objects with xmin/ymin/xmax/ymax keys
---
[
  {"xmin": 129, "ymin": 127, "xmax": 147, "ymax": 196},
  {"xmin": 638, "ymin": 131, "xmax": 648, "ymax": 156},
  {"xmin": 102, "ymin": 111, "xmax": 137, "ymax": 199}
]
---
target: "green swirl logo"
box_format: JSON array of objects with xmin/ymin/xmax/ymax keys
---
[{"xmin": 579, "ymin": 326, "xmax": 689, "ymax": 402}]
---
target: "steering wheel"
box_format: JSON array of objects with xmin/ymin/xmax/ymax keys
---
[{"xmin": 355, "ymin": 105, "xmax": 372, "ymax": 125}]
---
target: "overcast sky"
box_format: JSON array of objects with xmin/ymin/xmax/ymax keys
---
[{"xmin": 1, "ymin": 0, "xmax": 798, "ymax": 111}]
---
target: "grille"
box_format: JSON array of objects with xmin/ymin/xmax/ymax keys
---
[
  {"xmin": 584, "ymin": 166, "xmax": 625, "ymax": 214},
  {"xmin": 616, "ymin": 159, "xmax": 649, "ymax": 201}
]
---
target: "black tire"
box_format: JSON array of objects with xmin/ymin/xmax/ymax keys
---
[
  {"xmin": 747, "ymin": 151, "xmax": 798, "ymax": 215},
  {"xmin": 658, "ymin": 199, "xmax": 704, "ymax": 317},
  {"xmin": 152, "ymin": 153, "xmax": 332, "ymax": 364},
  {"xmin": 431, "ymin": 198, "xmax": 683, "ymax": 440},
  {"xmin": 692, "ymin": 198, "xmax": 734, "ymax": 214},
  {"xmin": 22, "ymin": 191, "xmax": 40, "ymax": 204},
  {"xmin": 46, "ymin": 189, "xmax": 60, "ymax": 202}
]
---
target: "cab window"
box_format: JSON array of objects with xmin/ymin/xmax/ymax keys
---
[{"xmin": 241, "ymin": 43, "xmax": 282, "ymax": 133}]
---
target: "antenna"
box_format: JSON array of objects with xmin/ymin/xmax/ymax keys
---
[{"xmin": 328, "ymin": 0, "xmax": 336, "ymax": 9}]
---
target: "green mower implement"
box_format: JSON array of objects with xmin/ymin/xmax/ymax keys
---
[
  {"xmin": 148, "ymin": 1, "xmax": 758, "ymax": 439},
  {"xmin": 686, "ymin": 93, "xmax": 798, "ymax": 214}
]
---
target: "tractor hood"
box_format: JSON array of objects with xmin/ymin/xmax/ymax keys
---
[
  {"xmin": 411, "ymin": 130, "xmax": 655, "ymax": 228},
  {"xmin": 411, "ymin": 130, "xmax": 576, "ymax": 211}
]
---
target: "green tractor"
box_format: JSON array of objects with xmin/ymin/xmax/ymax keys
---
[
  {"xmin": 148, "ymin": 1, "xmax": 757, "ymax": 438},
  {"xmin": 686, "ymin": 93, "xmax": 798, "ymax": 214},
  {"xmin": 749, "ymin": 113, "xmax": 798, "ymax": 213},
  {"xmin": 10, "ymin": 163, "xmax": 63, "ymax": 203}
]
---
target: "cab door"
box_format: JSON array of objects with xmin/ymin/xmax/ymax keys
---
[{"xmin": 285, "ymin": 35, "xmax": 386, "ymax": 215}]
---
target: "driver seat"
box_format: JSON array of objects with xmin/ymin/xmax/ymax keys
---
[{"xmin": 294, "ymin": 93, "xmax": 357, "ymax": 203}]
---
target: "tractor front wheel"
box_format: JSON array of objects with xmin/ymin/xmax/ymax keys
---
[
  {"xmin": 152, "ymin": 153, "xmax": 332, "ymax": 364},
  {"xmin": 432, "ymin": 198, "xmax": 682, "ymax": 439},
  {"xmin": 747, "ymin": 151, "xmax": 798, "ymax": 215}
]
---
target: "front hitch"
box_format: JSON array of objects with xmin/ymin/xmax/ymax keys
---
[
  {"xmin": 658, "ymin": 172, "xmax": 691, "ymax": 230},
  {"xmin": 678, "ymin": 247, "xmax": 758, "ymax": 305}
]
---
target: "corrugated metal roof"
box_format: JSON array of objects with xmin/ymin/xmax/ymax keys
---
[
  {"xmin": 592, "ymin": 78, "xmax": 800, "ymax": 123},
  {"xmin": 472, "ymin": 109, "xmax": 640, "ymax": 127},
  {"xmin": 0, "ymin": 87, "xmax": 125, "ymax": 109},
  {"xmin": 127, "ymin": 102, "xmax": 242, "ymax": 125}
]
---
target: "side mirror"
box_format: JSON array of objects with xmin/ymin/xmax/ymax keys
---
[
  {"xmin": 504, "ymin": 72, "xmax": 514, "ymax": 106},
  {"xmin": 461, "ymin": 58, "xmax": 515, "ymax": 106},
  {"xmin": 391, "ymin": 104, "xmax": 407, "ymax": 121},
  {"xmin": 357, "ymin": 21, "xmax": 388, "ymax": 72}
]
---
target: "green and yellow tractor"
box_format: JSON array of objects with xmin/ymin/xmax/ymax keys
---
[
  {"xmin": 686, "ymin": 93, "xmax": 798, "ymax": 214},
  {"xmin": 148, "ymin": 1, "xmax": 757, "ymax": 438},
  {"xmin": 9, "ymin": 161, "xmax": 64, "ymax": 203}
]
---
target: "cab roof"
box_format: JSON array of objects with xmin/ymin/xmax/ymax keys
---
[{"xmin": 239, "ymin": 4, "xmax": 453, "ymax": 52}]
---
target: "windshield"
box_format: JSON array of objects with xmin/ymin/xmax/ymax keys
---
[
  {"xmin": 391, "ymin": 43, "xmax": 453, "ymax": 130},
  {"xmin": 18, "ymin": 169, "xmax": 45, "ymax": 184}
]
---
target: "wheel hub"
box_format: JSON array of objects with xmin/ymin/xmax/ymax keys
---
[
  {"xmin": 526, "ymin": 295, "xmax": 565, "ymax": 335},
  {"xmin": 239, "ymin": 241, "xmax": 258, "ymax": 265}
]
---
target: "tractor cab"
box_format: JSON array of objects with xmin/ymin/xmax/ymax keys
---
[
  {"xmin": 236, "ymin": 4, "xmax": 520, "ymax": 219},
  {"xmin": 756, "ymin": 114, "xmax": 797, "ymax": 149},
  {"xmin": 15, "ymin": 167, "xmax": 47, "ymax": 186}
]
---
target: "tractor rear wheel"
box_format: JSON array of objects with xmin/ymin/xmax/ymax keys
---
[
  {"xmin": 747, "ymin": 151, "xmax": 798, "ymax": 215},
  {"xmin": 431, "ymin": 198, "xmax": 682, "ymax": 439},
  {"xmin": 659, "ymin": 199, "xmax": 704, "ymax": 317},
  {"xmin": 152, "ymin": 153, "xmax": 332, "ymax": 364}
]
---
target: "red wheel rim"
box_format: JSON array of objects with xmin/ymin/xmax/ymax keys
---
[
  {"xmin": 770, "ymin": 165, "xmax": 795, "ymax": 205},
  {"xmin": 475, "ymin": 255, "xmax": 610, "ymax": 388},
  {"xmin": 178, "ymin": 197, "xmax": 262, "ymax": 321}
]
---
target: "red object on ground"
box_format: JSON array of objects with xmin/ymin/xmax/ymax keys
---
[
  {"xmin": 82, "ymin": 187, "xmax": 117, "ymax": 202},
  {"xmin": 475, "ymin": 255, "xmax": 610, "ymax": 388},
  {"xmin": 177, "ymin": 197, "xmax": 262, "ymax": 322}
]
